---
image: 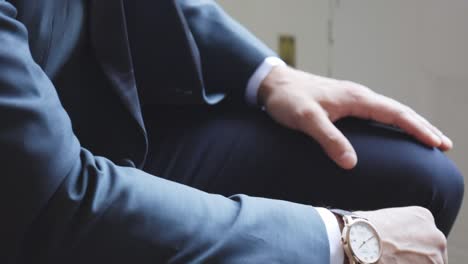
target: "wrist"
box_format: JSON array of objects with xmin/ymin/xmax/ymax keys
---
[
  {"xmin": 331, "ymin": 209, "xmax": 383, "ymax": 264},
  {"xmin": 258, "ymin": 64, "xmax": 289, "ymax": 106}
]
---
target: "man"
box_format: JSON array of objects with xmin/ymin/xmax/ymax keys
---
[{"xmin": 0, "ymin": 0, "xmax": 463, "ymax": 263}]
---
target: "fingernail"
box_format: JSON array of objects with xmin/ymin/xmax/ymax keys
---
[
  {"xmin": 443, "ymin": 135, "xmax": 453, "ymax": 148},
  {"xmin": 430, "ymin": 131, "xmax": 442, "ymax": 146},
  {"xmin": 339, "ymin": 151, "xmax": 357, "ymax": 169}
]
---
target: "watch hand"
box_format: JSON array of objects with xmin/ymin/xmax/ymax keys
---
[{"xmin": 358, "ymin": 236, "xmax": 375, "ymax": 249}]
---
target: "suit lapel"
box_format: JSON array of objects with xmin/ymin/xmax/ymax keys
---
[{"xmin": 90, "ymin": 0, "xmax": 145, "ymax": 132}]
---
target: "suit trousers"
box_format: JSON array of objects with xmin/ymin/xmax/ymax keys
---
[{"xmin": 143, "ymin": 105, "xmax": 464, "ymax": 236}]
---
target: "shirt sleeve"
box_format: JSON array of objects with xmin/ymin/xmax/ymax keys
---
[
  {"xmin": 316, "ymin": 207, "xmax": 346, "ymax": 264},
  {"xmin": 245, "ymin": 57, "xmax": 286, "ymax": 106}
]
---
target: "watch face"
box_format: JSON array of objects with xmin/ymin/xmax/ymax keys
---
[{"xmin": 348, "ymin": 220, "xmax": 382, "ymax": 263}]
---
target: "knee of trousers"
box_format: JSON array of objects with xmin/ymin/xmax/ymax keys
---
[{"xmin": 404, "ymin": 149, "xmax": 464, "ymax": 234}]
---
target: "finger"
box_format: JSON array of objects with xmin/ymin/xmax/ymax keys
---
[
  {"xmin": 356, "ymin": 94, "xmax": 442, "ymax": 148},
  {"xmin": 414, "ymin": 113, "xmax": 452, "ymax": 151},
  {"xmin": 298, "ymin": 106, "xmax": 357, "ymax": 169},
  {"xmin": 410, "ymin": 111, "xmax": 453, "ymax": 151}
]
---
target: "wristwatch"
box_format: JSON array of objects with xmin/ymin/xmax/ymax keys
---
[{"xmin": 331, "ymin": 209, "xmax": 383, "ymax": 264}]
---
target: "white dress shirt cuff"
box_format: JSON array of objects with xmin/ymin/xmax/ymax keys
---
[
  {"xmin": 245, "ymin": 57, "xmax": 286, "ymax": 106},
  {"xmin": 316, "ymin": 207, "xmax": 345, "ymax": 264}
]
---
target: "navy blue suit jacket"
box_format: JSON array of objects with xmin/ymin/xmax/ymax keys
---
[{"xmin": 0, "ymin": 0, "xmax": 329, "ymax": 262}]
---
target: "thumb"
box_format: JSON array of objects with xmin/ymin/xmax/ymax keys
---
[{"xmin": 299, "ymin": 108, "xmax": 357, "ymax": 169}]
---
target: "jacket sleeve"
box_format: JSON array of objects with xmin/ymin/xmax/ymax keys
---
[
  {"xmin": 177, "ymin": 0, "xmax": 277, "ymax": 104},
  {"xmin": 0, "ymin": 2, "xmax": 329, "ymax": 263}
]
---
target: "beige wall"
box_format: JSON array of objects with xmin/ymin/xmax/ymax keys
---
[
  {"xmin": 217, "ymin": 0, "xmax": 468, "ymax": 261},
  {"xmin": 216, "ymin": 0, "xmax": 330, "ymax": 75},
  {"xmin": 331, "ymin": 1, "xmax": 468, "ymax": 260}
]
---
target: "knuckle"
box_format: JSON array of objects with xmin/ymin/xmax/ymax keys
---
[
  {"xmin": 437, "ymin": 231, "xmax": 448, "ymax": 248},
  {"xmin": 345, "ymin": 84, "xmax": 369, "ymax": 103},
  {"xmin": 415, "ymin": 207, "xmax": 436, "ymax": 222},
  {"xmin": 293, "ymin": 107, "xmax": 317, "ymax": 128},
  {"xmin": 431, "ymin": 230, "xmax": 448, "ymax": 254},
  {"xmin": 294, "ymin": 107, "xmax": 315, "ymax": 121},
  {"xmin": 394, "ymin": 109, "xmax": 410, "ymax": 123},
  {"xmin": 425, "ymin": 211, "xmax": 436, "ymax": 224}
]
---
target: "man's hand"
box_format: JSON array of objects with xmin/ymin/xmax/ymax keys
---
[
  {"xmin": 356, "ymin": 207, "xmax": 448, "ymax": 264},
  {"xmin": 259, "ymin": 66, "xmax": 453, "ymax": 169}
]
